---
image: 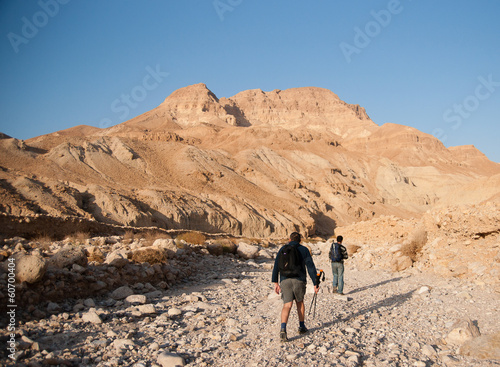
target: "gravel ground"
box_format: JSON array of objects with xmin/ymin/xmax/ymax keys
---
[{"xmin": 2, "ymin": 249, "xmax": 499, "ymax": 366}]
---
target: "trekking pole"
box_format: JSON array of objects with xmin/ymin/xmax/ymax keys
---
[{"xmin": 308, "ymin": 270, "xmax": 325, "ymax": 318}]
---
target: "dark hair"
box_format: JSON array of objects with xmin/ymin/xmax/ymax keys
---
[
  {"xmin": 336, "ymin": 235, "xmax": 343, "ymax": 243},
  {"xmin": 290, "ymin": 232, "xmax": 301, "ymax": 243}
]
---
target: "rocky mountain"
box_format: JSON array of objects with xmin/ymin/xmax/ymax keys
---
[{"xmin": 1, "ymin": 83, "xmax": 499, "ymax": 239}]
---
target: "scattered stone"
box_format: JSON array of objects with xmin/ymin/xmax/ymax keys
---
[
  {"xmin": 111, "ymin": 286, "xmax": 134, "ymax": 300},
  {"xmin": 157, "ymin": 351, "xmax": 185, "ymax": 367},
  {"xmin": 82, "ymin": 309, "xmax": 102, "ymax": 324},
  {"xmin": 125, "ymin": 294, "xmax": 147, "ymax": 304}
]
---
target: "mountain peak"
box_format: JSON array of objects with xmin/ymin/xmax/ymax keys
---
[{"xmin": 162, "ymin": 83, "xmax": 219, "ymax": 104}]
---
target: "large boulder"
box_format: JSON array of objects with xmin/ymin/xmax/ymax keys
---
[
  {"xmin": 111, "ymin": 285, "xmax": 134, "ymax": 300},
  {"xmin": 105, "ymin": 250, "xmax": 129, "ymax": 268},
  {"xmin": 13, "ymin": 253, "xmax": 47, "ymax": 283},
  {"xmin": 153, "ymin": 238, "xmax": 179, "ymax": 257},
  {"xmin": 48, "ymin": 246, "xmax": 88, "ymax": 269},
  {"xmin": 236, "ymin": 242, "xmax": 259, "ymax": 260},
  {"xmin": 445, "ymin": 318, "xmax": 481, "ymax": 346}
]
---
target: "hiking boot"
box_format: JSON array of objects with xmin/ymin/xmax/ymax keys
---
[
  {"xmin": 280, "ymin": 330, "xmax": 288, "ymax": 342},
  {"xmin": 298, "ymin": 326, "xmax": 308, "ymax": 335},
  {"xmin": 332, "ymin": 286, "xmax": 338, "ymax": 293}
]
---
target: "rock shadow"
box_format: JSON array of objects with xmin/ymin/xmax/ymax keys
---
[
  {"xmin": 306, "ymin": 289, "xmax": 416, "ymax": 335},
  {"xmin": 347, "ymin": 277, "xmax": 403, "ymax": 295}
]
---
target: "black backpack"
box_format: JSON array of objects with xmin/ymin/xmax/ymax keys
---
[
  {"xmin": 330, "ymin": 242, "xmax": 343, "ymax": 262},
  {"xmin": 278, "ymin": 244, "xmax": 302, "ymax": 277}
]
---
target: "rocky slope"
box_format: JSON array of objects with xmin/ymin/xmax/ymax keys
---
[{"xmin": 1, "ymin": 84, "xmax": 499, "ymax": 239}]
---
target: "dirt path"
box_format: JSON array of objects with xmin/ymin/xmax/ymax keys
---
[{"xmin": 2, "ymin": 251, "xmax": 500, "ymax": 366}]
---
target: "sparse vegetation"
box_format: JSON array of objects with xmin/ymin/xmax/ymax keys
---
[
  {"xmin": 131, "ymin": 248, "xmax": 166, "ymax": 264},
  {"xmin": 176, "ymin": 231, "xmax": 206, "ymax": 246},
  {"xmin": 65, "ymin": 231, "xmax": 90, "ymax": 245},
  {"xmin": 122, "ymin": 230, "xmax": 138, "ymax": 244},
  {"xmin": 401, "ymin": 227, "xmax": 428, "ymax": 262},
  {"xmin": 87, "ymin": 246, "xmax": 105, "ymax": 263},
  {"xmin": 32, "ymin": 233, "xmax": 53, "ymax": 251}
]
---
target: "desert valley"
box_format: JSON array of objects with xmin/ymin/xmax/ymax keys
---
[{"xmin": 1, "ymin": 84, "xmax": 499, "ymax": 366}]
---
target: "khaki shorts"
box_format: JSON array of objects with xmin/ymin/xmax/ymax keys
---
[{"xmin": 280, "ymin": 278, "xmax": 306, "ymax": 303}]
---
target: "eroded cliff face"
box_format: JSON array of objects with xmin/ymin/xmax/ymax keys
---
[{"xmin": 1, "ymin": 84, "xmax": 499, "ymax": 238}]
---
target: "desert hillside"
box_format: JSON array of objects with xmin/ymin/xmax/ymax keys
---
[
  {"xmin": 1, "ymin": 83, "xmax": 499, "ymax": 239},
  {"xmin": 1, "ymin": 84, "xmax": 500, "ymax": 366}
]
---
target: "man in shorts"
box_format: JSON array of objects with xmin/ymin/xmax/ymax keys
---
[{"xmin": 272, "ymin": 232, "xmax": 320, "ymax": 342}]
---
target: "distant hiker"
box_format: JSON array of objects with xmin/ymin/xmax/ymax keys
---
[
  {"xmin": 329, "ymin": 235, "xmax": 348, "ymax": 295},
  {"xmin": 272, "ymin": 232, "xmax": 319, "ymax": 342}
]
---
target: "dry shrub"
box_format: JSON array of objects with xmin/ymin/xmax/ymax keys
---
[
  {"xmin": 66, "ymin": 232, "xmax": 90, "ymax": 245},
  {"xmin": 131, "ymin": 248, "xmax": 166, "ymax": 264},
  {"xmin": 401, "ymin": 227, "xmax": 428, "ymax": 261},
  {"xmin": 32, "ymin": 233, "xmax": 53, "ymax": 251},
  {"xmin": 87, "ymin": 246, "xmax": 105, "ymax": 263},
  {"xmin": 141, "ymin": 231, "xmax": 167, "ymax": 245},
  {"xmin": 176, "ymin": 231, "xmax": 206, "ymax": 245},
  {"xmin": 122, "ymin": 230, "xmax": 138, "ymax": 244},
  {"xmin": 346, "ymin": 244, "xmax": 361, "ymax": 256}
]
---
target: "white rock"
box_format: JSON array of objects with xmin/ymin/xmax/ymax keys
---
[
  {"xmin": 168, "ymin": 308, "xmax": 182, "ymax": 317},
  {"xmin": 137, "ymin": 304, "xmax": 156, "ymax": 314},
  {"xmin": 113, "ymin": 338, "xmax": 136, "ymax": 350},
  {"xmin": 125, "ymin": 294, "xmax": 147, "ymax": 304},
  {"xmin": 417, "ymin": 286, "xmax": 430, "ymax": 294},
  {"xmin": 236, "ymin": 242, "xmax": 259, "ymax": 260},
  {"xmin": 421, "ymin": 344, "xmax": 436, "ymax": 357},
  {"xmin": 82, "ymin": 309, "xmax": 102, "ymax": 324},
  {"xmin": 157, "ymin": 351, "xmax": 185, "ymax": 367}
]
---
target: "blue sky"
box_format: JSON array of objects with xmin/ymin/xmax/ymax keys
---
[{"xmin": 1, "ymin": 0, "xmax": 499, "ymax": 162}]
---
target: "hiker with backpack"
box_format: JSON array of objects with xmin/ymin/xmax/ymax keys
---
[
  {"xmin": 329, "ymin": 235, "xmax": 348, "ymax": 295},
  {"xmin": 271, "ymin": 232, "xmax": 320, "ymax": 342}
]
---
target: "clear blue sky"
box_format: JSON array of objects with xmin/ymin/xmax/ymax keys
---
[{"xmin": 1, "ymin": 0, "xmax": 499, "ymax": 162}]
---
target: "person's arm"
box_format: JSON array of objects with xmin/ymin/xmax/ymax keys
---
[{"xmin": 271, "ymin": 249, "xmax": 281, "ymax": 284}]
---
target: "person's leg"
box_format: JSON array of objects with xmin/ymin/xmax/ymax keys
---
[
  {"xmin": 331, "ymin": 262, "xmax": 338, "ymax": 289},
  {"xmin": 281, "ymin": 301, "xmax": 293, "ymax": 325},
  {"xmin": 337, "ymin": 263, "xmax": 345, "ymax": 294},
  {"xmin": 293, "ymin": 280, "xmax": 309, "ymax": 334},
  {"xmin": 296, "ymin": 300, "xmax": 305, "ymax": 322}
]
